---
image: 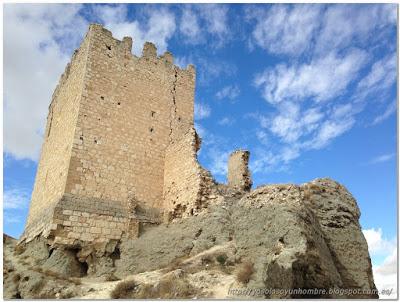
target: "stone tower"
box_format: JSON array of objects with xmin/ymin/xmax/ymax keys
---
[
  {"xmin": 21, "ymin": 24, "xmax": 196, "ymax": 245},
  {"xmin": 227, "ymin": 150, "xmax": 252, "ymax": 191}
]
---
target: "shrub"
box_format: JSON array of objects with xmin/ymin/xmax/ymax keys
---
[
  {"xmin": 236, "ymin": 261, "xmax": 254, "ymax": 284},
  {"xmin": 303, "ymin": 189, "xmax": 312, "ymax": 201},
  {"xmin": 157, "ymin": 275, "xmax": 195, "ymax": 299},
  {"xmin": 137, "ymin": 275, "xmax": 196, "ymax": 299},
  {"xmin": 14, "ymin": 244, "xmax": 26, "ymax": 255},
  {"xmin": 110, "ymin": 280, "xmax": 138, "ymax": 299},
  {"xmin": 12, "ymin": 274, "xmax": 21, "ymax": 284},
  {"xmin": 216, "ymin": 254, "xmax": 228, "ymax": 266}
]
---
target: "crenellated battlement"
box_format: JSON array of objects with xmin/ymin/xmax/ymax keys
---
[{"xmin": 87, "ymin": 23, "xmax": 194, "ymax": 74}]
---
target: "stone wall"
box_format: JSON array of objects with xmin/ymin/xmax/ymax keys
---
[
  {"xmin": 50, "ymin": 194, "xmax": 137, "ymax": 246},
  {"xmin": 22, "ymin": 24, "xmax": 196, "ymax": 244},
  {"xmin": 65, "ymin": 24, "xmax": 195, "ymax": 211},
  {"xmin": 163, "ymin": 128, "xmax": 216, "ymax": 220},
  {"xmin": 227, "ymin": 150, "xmax": 252, "ymax": 191},
  {"xmin": 21, "ymin": 29, "xmax": 91, "ymax": 242}
]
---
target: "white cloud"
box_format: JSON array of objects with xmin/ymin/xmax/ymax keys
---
[
  {"xmin": 306, "ymin": 113, "xmax": 355, "ymax": 150},
  {"xmin": 207, "ymin": 147, "xmax": 230, "ymax": 176},
  {"xmin": 371, "ymin": 101, "xmax": 397, "ymax": 126},
  {"xmin": 356, "ymin": 54, "xmax": 397, "ymax": 103},
  {"xmin": 367, "ymin": 153, "xmax": 395, "ymax": 165},
  {"xmin": 194, "ymin": 102, "xmax": 211, "ymax": 120},
  {"xmin": 248, "ymin": 4, "xmax": 322, "ymax": 56},
  {"xmin": 249, "ymin": 4, "xmax": 397, "ymax": 168},
  {"xmin": 196, "ymin": 57, "xmax": 237, "ymax": 86},
  {"xmin": 4, "ymin": 188, "xmax": 30, "ymax": 210},
  {"xmin": 179, "ymin": 4, "xmax": 230, "ymax": 47},
  {"xmin": 218, "ymin": 117, "xmax": 235, "ymax": 126},
  {"xmin": 373, "ymin": 249, "xmax": 397, "ymax": 299},
  {"xmin": 93, "ymin": 4, "xmax": 176, "ymax": 55},
  {"xmin": 247, "ymin": 4, "xmax": 396, "ymax": 57},
  {"xmin": 174, "ymin": 55, "xmax": 193, "ymax": 69},
  {"xmin": 254, "ymin": 49, "xmax": 368, "ymax": 104},
  {"xmin": 363, "ymin": 228, "xmax": 396, "ymax": 256},
  {"xmin": 316, "ymin": 4, "xmax": 397, "ymax": 55},
  {"xmin": 198, "ymin": 4, "xmax": 229, "ymax": 47},
  {"xmin": 215, "ymin": 85, "xmax": 240, "ymax": 101},
  {"xmin": 4, "ymin": 4, "xmax": 87, "ymax": 161},
  {"xmin": 180, "ymin": 7, "xmax": 202, "ymax": 44},
  {"xmin": 255, "ymin": 130, "xmax": 268, "ymax": 145},
  {"xmin": 363, "ymin": 228, "xmax": 397, "ymax": 299}
]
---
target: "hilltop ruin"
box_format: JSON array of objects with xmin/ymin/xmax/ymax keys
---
[{"xmin": 6, "ymin": 24, "xmax": 378, "ymax": 299}]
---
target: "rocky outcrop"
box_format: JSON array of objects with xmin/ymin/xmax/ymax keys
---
[{"xmin": 4, "ymin": 178, "xmax": 378, "ymax": 299}]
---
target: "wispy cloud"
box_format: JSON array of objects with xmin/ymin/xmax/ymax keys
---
[
  {"xmin": 246, "ymin": 4, "xmax": 322, "ymax": 56},
  {"xmin": 91, "ymin": 4, "xmax": 176, "ymax": 55},
  {"xmin": 215, "ymin": 84, "xmax": 240, "ymax": 101},
  {"xmin": 218, "ymin": 117, "xmax": 235, "ymax": 126},
  {"xmin": 179, "ymin": 4, "xmax": 230, "ymax": 47},
  {"xmin": 194, "ymin": 102, "xmax": 211, "ymax": 120},
  {"xmin": 248, "ymin": 4, "xmax": 396, "ymax": 171},
  {"xmin": 4, "ymin": 188, "xmax": 30, "ymax": 210},
  {"xmin": 247, "ymin": 4, "xmax": 396, "ymax": 57},
  {"xmin": 367, "ymin": 153, "xmax": 395, "ymax": 165},
  {"xmin": 371, "ymin": 101, "xmax": 397, "ymax": 126},
  {"xmin": 254, "ymin": 49, "xmax": 368, "ymax": 104}
]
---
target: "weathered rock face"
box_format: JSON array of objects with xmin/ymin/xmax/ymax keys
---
[
  {"xmin": 112, "ymin": 178, "xmax": 377, "ymax": 298},
  {"xmin": 4, "ymin": 178, "xmax": 378, "ymax": 299}
]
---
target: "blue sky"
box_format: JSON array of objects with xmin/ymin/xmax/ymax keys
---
[{"xmin": 3, "ymin": 3, "xmax": 397, "ymax": 296}]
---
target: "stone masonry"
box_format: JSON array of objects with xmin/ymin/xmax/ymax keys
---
[
  {"xmin": 227, "ymin": 150, "xmax": 252, "ymax": 191},
  {"xmin": 21, "ymin": 24, "xmax": 250, "ymax": 246}
]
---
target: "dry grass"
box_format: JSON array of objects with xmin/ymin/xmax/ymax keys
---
[
  {"xmin": 110, "ymin": 279, "xmax": 139, "ymax": 299},
  {"xmin": 236, "ymin": 261, "xmax": 254, "ymax": 284},
  {"xmin": 32, "ymin": 266, "xmax": 43, "ymax": 273},
  {"xmin": 111, "ymin": 275, "xmax": 197, "ymax": 299},
  {"xmin": 308, "ymin": 183, "xmax": 323, "ymax": 193},
  {"xmin": 14, "ymin": 244, "xmax": 26, "ymax": 256},
  {"xmin": 303, "ymin": 189, "xmax": 312, "ymax": 200},
  {"xmin": 137, "ymin": 275, "xmax": 196, "ymax": 299}
]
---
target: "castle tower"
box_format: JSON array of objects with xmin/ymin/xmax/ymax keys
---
[
  {"xmin": 227, "ymin": 150, "xmax": 252, "ymax": 191},
  {"xmin": 21, "ymin": 24, "xmax": 196, "ymax": 244}
]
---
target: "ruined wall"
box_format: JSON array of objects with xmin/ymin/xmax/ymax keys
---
[
  {"xmin": 163, "ymin": 128, "xmax": 216, "ymax": 220},
  {"xmin": 50, "ymin": 194, "xmax": 137, "ymax": 246},
  {"xmin": 227, "ymin": 150, "xmax": 252, "ymax": 191},
  {"xmin": 22, "ymin": 30, "xmax": 91, "ymax": 242},
  {"xmin": 65, "ymin": 24, "xmax": 195, "ymax": 211}
]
